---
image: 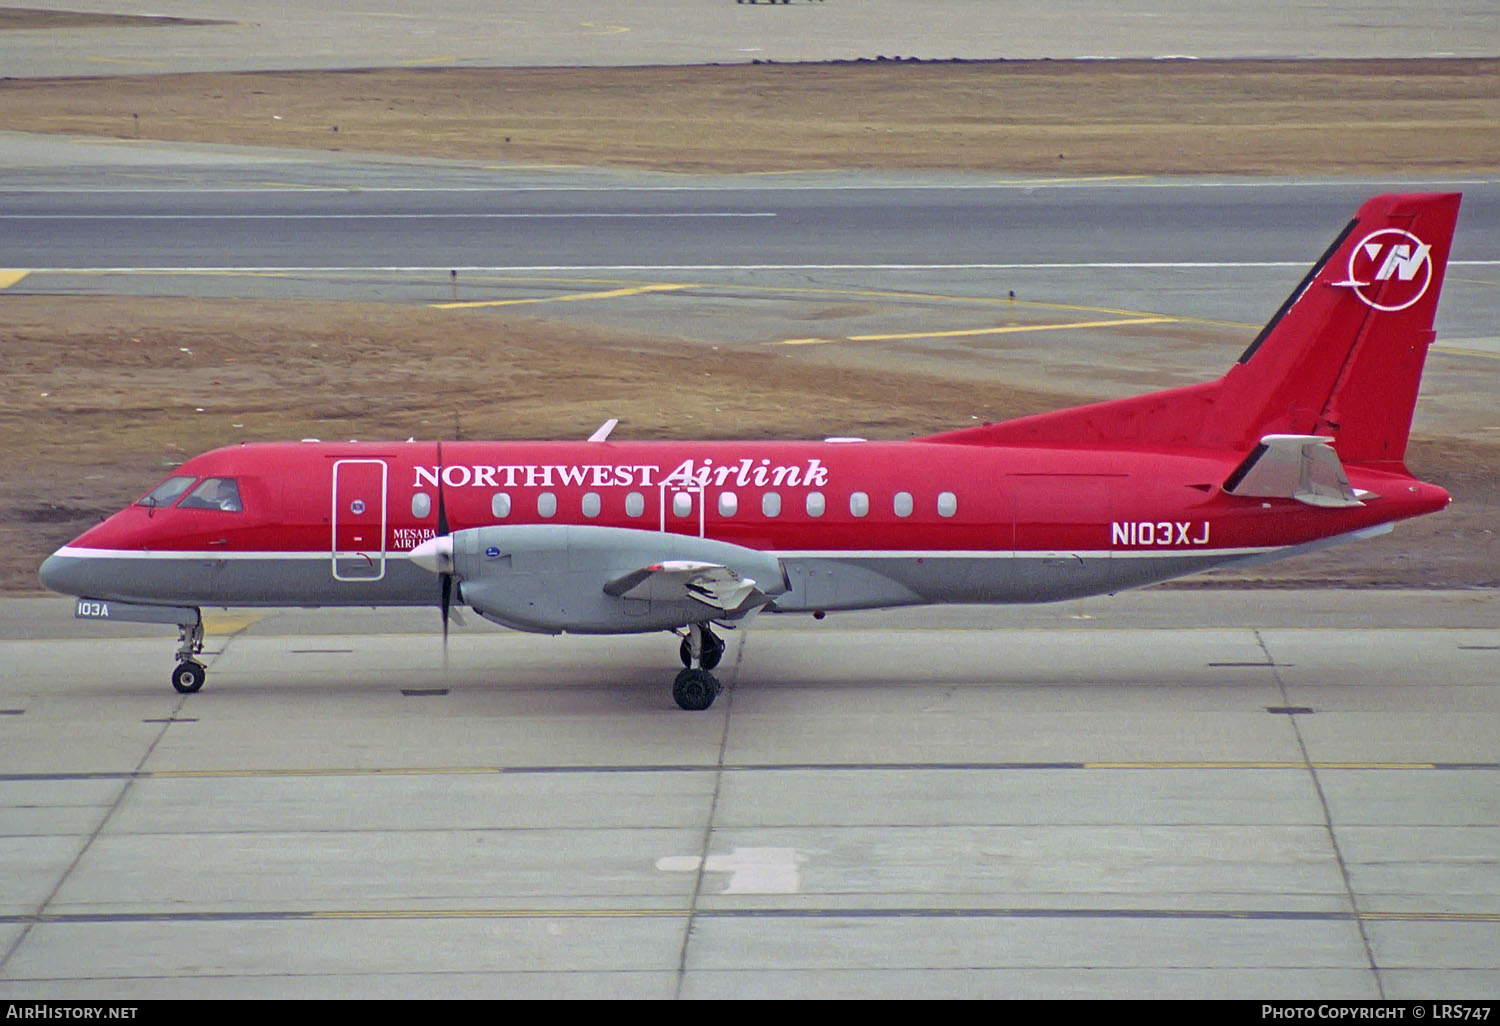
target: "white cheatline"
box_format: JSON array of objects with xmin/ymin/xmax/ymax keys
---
[{"xmin": 47, "ymin": 545, "xmax": 1279, "ymax": 562}]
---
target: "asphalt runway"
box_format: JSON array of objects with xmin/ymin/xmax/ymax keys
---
[
  {"xmin": 2, "ymin": 591, "xmax": 1498, "ymax": 998},
  {"xmin": 3, "ymin": 143, "xmax": 1498, "ymax": 438}
]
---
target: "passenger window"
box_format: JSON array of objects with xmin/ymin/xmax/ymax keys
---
[
  {"xmin": 938, "ymin": 491, "xmax": 958, "ymax": 517},
  {"xmin": 806, "ymin": 491, "xmax": 825, "ymax": 517},
  {"xmin": 491, "ymin": 492, "xmax": 511, "ymax": 518},
  {"xmin": 412, "ymin": 492, "xmax": 432, "ymax": 518},
  {"xmin": 137, "ymin": 475, "xmax": 196, "ymax": 509},
  {"xmin": 582, "ymin": 492, "xmax": 601, "ymax": 518},
  {"xmin": 762, "ymin": 492, "xmax": 781, "ymax": 517},
  {"xmin": 672, "ymin": 491, "xmax": 693, "ymax": 517},
  {"xmin": 178, "ymin": 477, "xmax": 243, "ymax": 513},
  {"xmin": 537, "ymin": 492, "xmax": 557, "ymax": 518},
  {"xmin": 625, "ymin": 491, "xmax": 645, "ymax": 518},
  {"xmin": 850, "ymin": 491, "xmax": 869, "ymax": 517},
  {"xmin": 718, "ymin": 492, "xmax": 738, "ymax": 517},
  {"xmin": 894, "ymin": 491, "xmax": 913, "ymax": 518}
]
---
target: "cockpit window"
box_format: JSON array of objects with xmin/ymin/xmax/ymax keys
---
[
  {"xmin": 178, "ymin": 477, "xmax": 243, "ymax": 513},
  {"xmin": 136, "ymin": 475, "xmax": 197, "ymax": 509}
]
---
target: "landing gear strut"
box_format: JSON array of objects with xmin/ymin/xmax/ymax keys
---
[
  {"xmin": 672, "ymin": 623, "xmax": 724, "ymax": 711},
  {"xmin": 678, "ymin": 623, "xmax": 726, "ymax": 671},
  {"xmin": 171, "ymin": 613, "xmax": 206, "ymax": 693}
]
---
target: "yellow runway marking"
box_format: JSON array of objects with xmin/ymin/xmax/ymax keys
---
[
  {"xmin": 780, "ymin": 316, "xmax": 1179, "ymax": 345},
  {"xmin": 202, "ymin": 612, "xmax": 267, "ymax": 635},
  {"xmin": 432, "ymin": 282, "xmax": 696, "ymax": 309},
  {"xmin": 1434, "ymin": 344, "xmax": 1500, "ymax": 361},
  {"xmin": 0, "ymin": 270, "xmax": 29, "ymax": 289},
  {"xmin": 1361, "ymin": 911, "xmax": 1500, "ymax": 922},
  {"xmin": 431, "ymin": 273, "xmax": 1188, "ymax": 326},
  {"xmin": 25, "ymin": 269, "xmax": 1249, "ymax": 334},
  {"xmin": 84, "ymin": 56, "xmax": 165, "ymax": 68},
  {"xmin": 673, "ymin": 277, "xmax": 1252, "ymax": 332}
]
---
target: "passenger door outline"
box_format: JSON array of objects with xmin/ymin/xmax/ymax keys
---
[{"xmin": 331, "ymin": 458, "xmax": 389, "ymax": 581}]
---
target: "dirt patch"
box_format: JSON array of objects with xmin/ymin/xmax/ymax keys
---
[
  {"xmin": 1, "ymin": 58, "xmax": 1496, "ymax": 175},
  {"xmin": 6, "ymin": 295, "xmax": 1494, "ymax": 595}
]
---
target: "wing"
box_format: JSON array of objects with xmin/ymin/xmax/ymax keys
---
[{"xmin": 603, "ymin": 560, "xmax": 767, "ymax": 613}]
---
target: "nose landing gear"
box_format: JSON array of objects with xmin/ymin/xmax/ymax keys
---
[{"xmin": 171, "ymin": 614, "xmax": 206, "ymax": 693}]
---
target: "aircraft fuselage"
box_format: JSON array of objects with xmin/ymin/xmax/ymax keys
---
[{"xmin": 41, "ymin": 437, "xmax": 1447, "ymax": 622}]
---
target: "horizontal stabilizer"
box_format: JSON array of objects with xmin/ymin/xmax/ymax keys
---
[
  {"xmin": 604, "ymin": 560, "xmax": 765, "ymax": 612},
  {"xmin": 1224, "ymin": 434, "xmax": 1364, "ymax": 508}
]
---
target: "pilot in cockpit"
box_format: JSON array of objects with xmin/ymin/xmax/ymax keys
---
[{"xmin": 179, "ymin": 477, "xmax": 243, "ymax": 513}]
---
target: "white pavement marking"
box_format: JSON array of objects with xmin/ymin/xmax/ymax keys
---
[{"xmin": 657, "ymin": 848, "xmax": 802, "ymax": 894}]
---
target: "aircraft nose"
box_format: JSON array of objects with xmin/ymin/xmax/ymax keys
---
[{"xmin": 39, "ymin": 550, "xmax": 88, "ymax": 597}]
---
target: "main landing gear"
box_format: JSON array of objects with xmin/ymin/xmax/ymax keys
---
[
  {"xmin": 673, "ymin": 623, "xmax": 726, "ymax": 711},
  {"xmin": 171, "ymin": 613, "xmax": 207, "ymax": 694}
]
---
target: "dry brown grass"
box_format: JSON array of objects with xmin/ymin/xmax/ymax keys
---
[{"xmin": 1, "ymin": 59, "xmax": 1496, "ymax": 175}]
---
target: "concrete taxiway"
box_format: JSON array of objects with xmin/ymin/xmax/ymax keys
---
[{"xmin": 2, "ymin": 590, "xmax": 1497, "ymax": 997}]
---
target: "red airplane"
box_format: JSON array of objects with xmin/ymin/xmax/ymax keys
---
[{"xmin": 40, "ymin": 192, "xmax": 1459, "ymax": 710}]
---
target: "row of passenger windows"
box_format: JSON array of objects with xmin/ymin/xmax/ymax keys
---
[{"xmin": 411, "ymin": 489, "xmax": 958, "ymax": 521}]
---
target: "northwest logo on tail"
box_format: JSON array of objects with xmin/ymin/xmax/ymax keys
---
[{"xmin": 1340, "ymin": 228, "xmax": 1433, "ymax": 312}]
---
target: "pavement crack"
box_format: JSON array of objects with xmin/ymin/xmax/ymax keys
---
[
  {"xmin": 1255, "ymin": 628, "xmax": 1386, "ymax": 999},
  {"xmin": 671, "ymin": 631, "xmax": 741, "ymax": 999}
]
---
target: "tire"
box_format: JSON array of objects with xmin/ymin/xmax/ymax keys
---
[
  {"xmin": 171, "ymin": 661, "xmax": 205, "ymax": 694},
  {"xmin": 672, "ymin": 668, "xmax": 720, "ymax": 711}
]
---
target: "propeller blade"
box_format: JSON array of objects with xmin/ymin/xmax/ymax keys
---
[
  {"xmin": 435, "ymin": 439, "xmax": 450, "ymax": 536},
  {"xmin": 435, "ymin": 440, "xmax": 453, "ymax": 664},
  {"xmin": 441, "ymin": 570, "xmax": 452, "ymax": 645}
]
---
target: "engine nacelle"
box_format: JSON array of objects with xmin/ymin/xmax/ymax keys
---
[{"xmin": 448, "ymin": 524, "xmax": 787, "ymax": 634}]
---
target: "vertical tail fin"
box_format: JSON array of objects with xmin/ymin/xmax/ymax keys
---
[
  {"xmin": 922, "ymin": 192, "xmax": 1461, "ymax": 469},
  {"xmin": 1221, "ymin": 191, "xmax": 1460, "ymax": 466}
]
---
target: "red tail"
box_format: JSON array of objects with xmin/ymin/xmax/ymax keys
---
[{"xmin": 925, "ymin": 193, "xmax": 1461, "ymax": 469}]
